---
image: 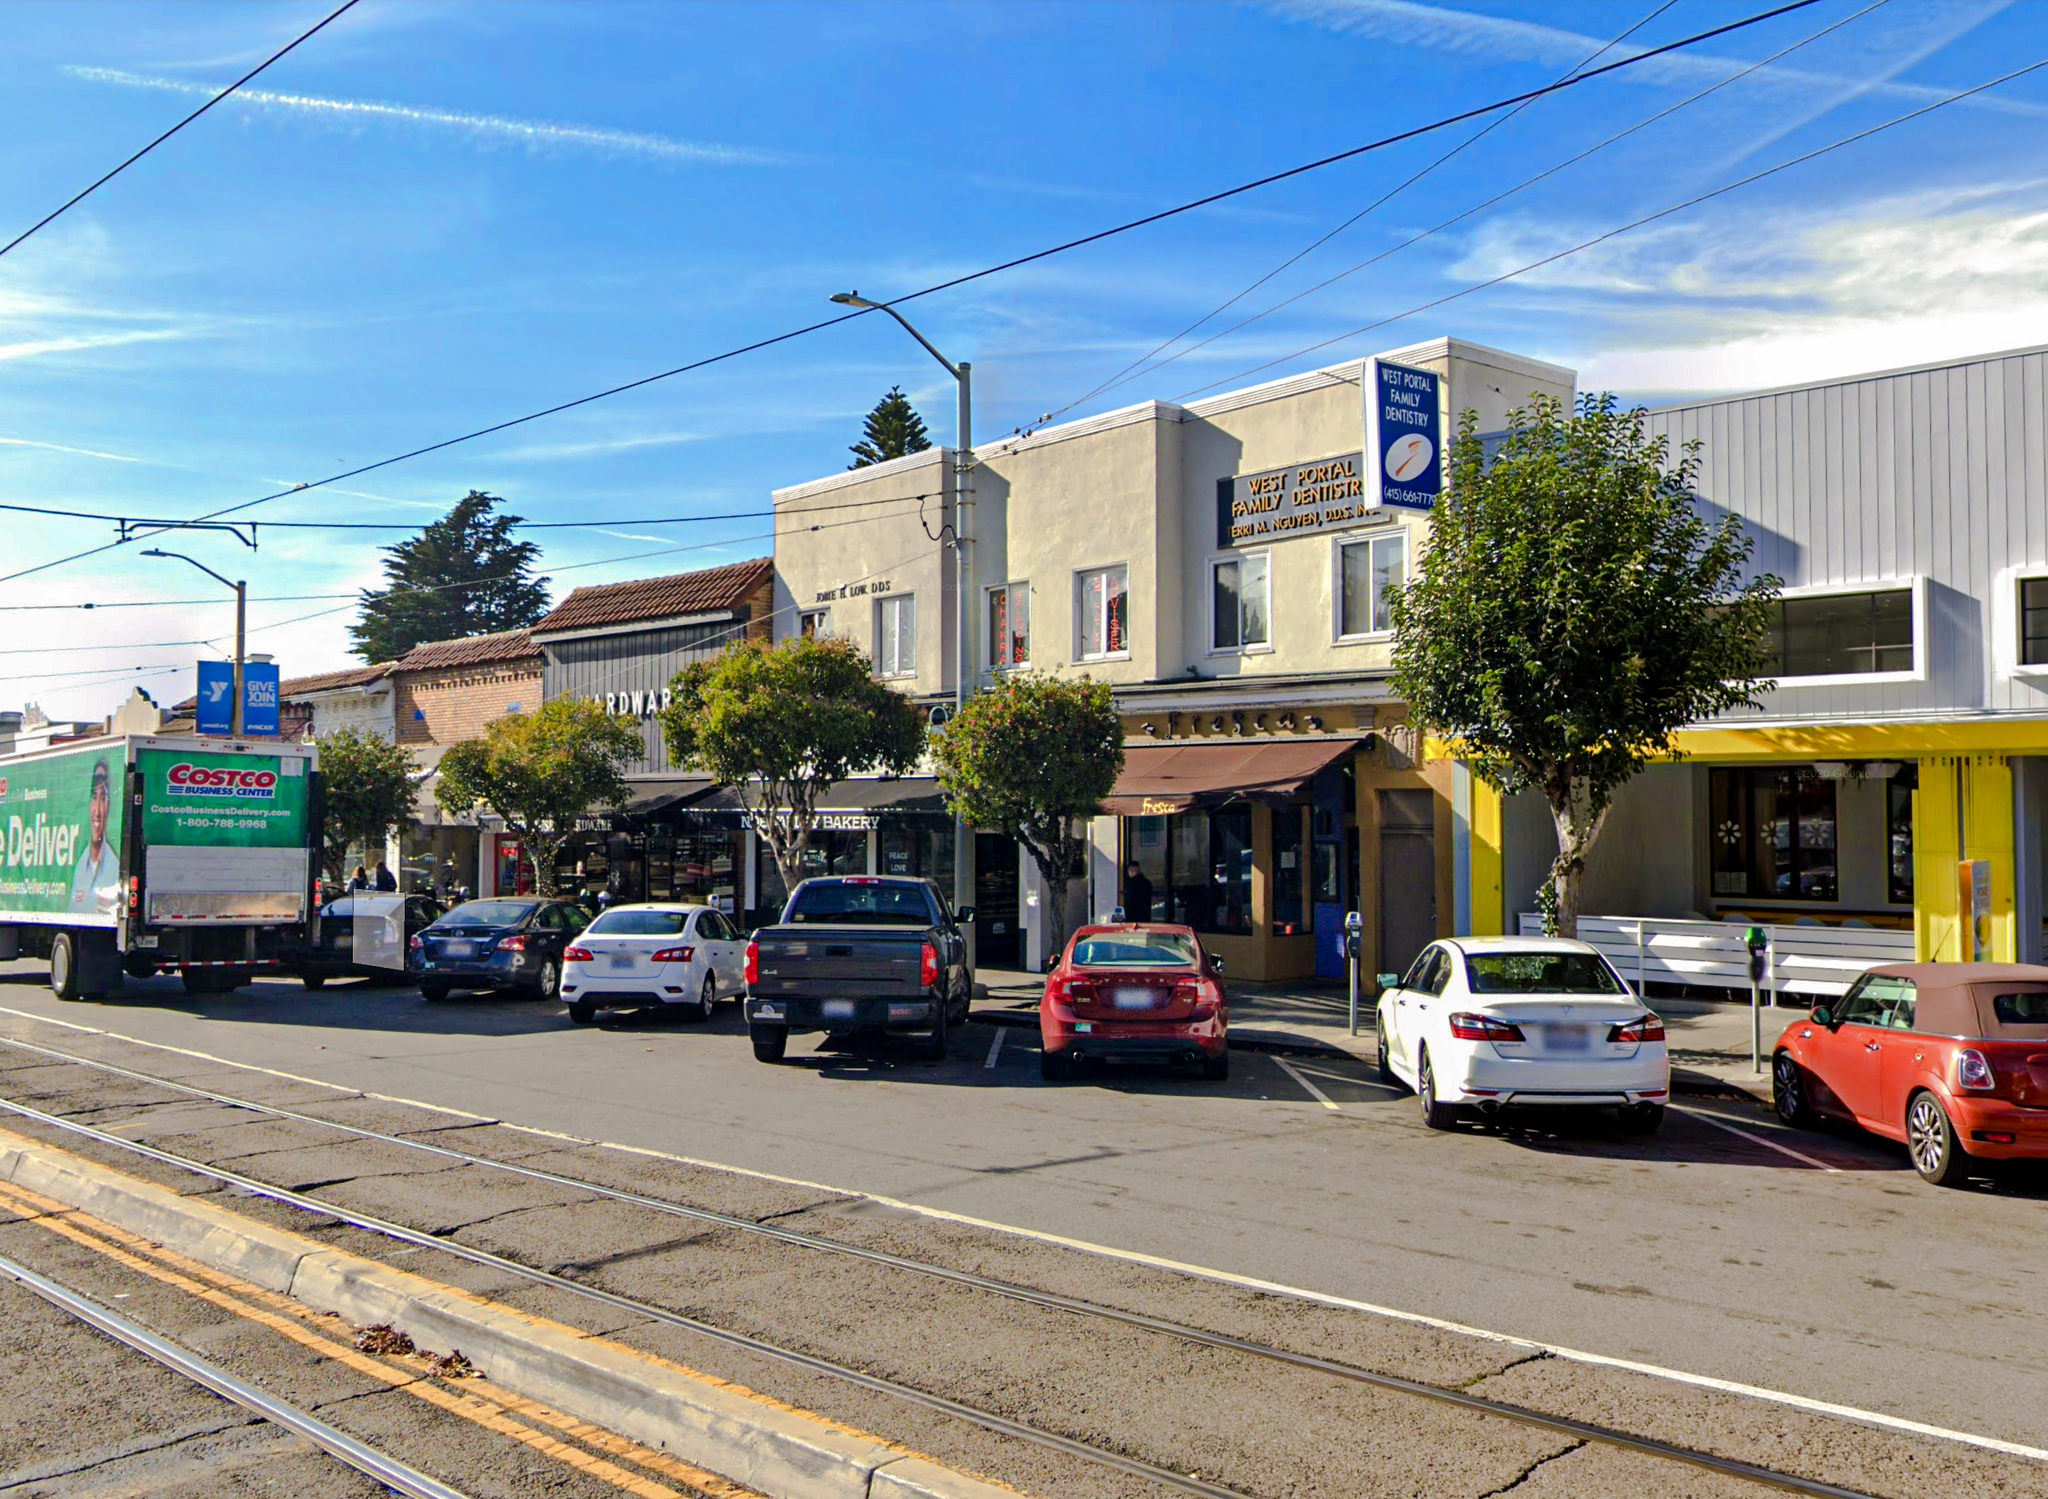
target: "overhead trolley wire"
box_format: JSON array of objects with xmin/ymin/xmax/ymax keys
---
[
  {"xmin": 0, "ymin": 0, "xmax": 1823, "ymax": 591},
  {"xmin": 0, "ymin": 0, "xmax": 361, "ymax": 262}
]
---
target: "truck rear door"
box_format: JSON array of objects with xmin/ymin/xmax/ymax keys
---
[{"xmin": 136, "ymin": 745, "xmax": 315, "ymax": 926}]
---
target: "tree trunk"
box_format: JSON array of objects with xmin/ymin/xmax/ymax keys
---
[
  {"xmin": 522, "ymin": 830, "xmax": 563, "ymax": 896},
  {"xmin": 1021, "ymin": 822, "xmax": 1081, "ymax": 967},
  {"xmin": 1544, "ymin": 780, "xmax": 1610, "ymax": 940}
]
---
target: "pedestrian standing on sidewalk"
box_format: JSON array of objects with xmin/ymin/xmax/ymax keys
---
[
  {"xmin": 348, "ymin": 865, "xmax": 369, "ymax": 891},
  {"xmin": 1123, "ymin": 861, "xmax": 1153, "ymax": 922},
  {"xmin": 374, "ymin": 859, "xmax": 397, "ymax": 892}
]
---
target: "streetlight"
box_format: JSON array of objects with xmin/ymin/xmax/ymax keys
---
[
  {"xmin": 831, "ymin": 291, "xmax": 976, "ymax": 952},
  {"xmin": 142, "ymin": 549, "xmax": 247, "ymax": 737}
]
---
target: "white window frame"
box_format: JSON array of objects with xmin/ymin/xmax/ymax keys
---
[
  {"xmin": 1075, "ymin": 562, "xmax": 1131, "ymax": 663},
  {"xmin": 986, "ymin": 581, "xmax": 1031, "ymax": 670},
  {"xmin": 875, "ymin": 593, "xmax": 917, "ymax": 679},
  {"xmin": 1760, "ymin": 576, "xmax": 1926, "ymax": 688},
  {"xmin": 798, "ymin": 607, "xmax": 830, "ymax": 640},
  {"xmin": 1332, "ymin": 528, "xmax": 1409, "ymax": 643},
  {"xmin": 1208, "ymin": 551, "xmax": 1273, "ymax": 655}
]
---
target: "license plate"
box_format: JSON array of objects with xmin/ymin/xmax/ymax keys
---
[
  {"xmin": 443, "ymin": 941, "xmax": 475, "ymax": 958},
  {"xmin": 1547, "ymin": 1023, "xmax": 1590, "ymax": 1051},
  {"xmin": 608, "ymin": 953, "xmax": 638, "ymax": 970},
  {"xmin": 822, "ymin": 999, "xmax": 857, "ymax": 1019},
  {"xmin": 1113, "ymin": 988, "xmax": 1156, "ymax": 1010}
]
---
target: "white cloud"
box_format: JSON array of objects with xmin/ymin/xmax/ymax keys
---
[
  {"xmin": 65, "ymin": 67, "xmax": 791, "ymax": 167},
  {"xmin": 493, "ymin": 431, "xmax": 704, "ymax": 462},
  {"xmin": 0, "ymin": 436, "xmax": 146, "ymax": 464},
  {"xmin": 0, "ymin": 327, "xmax": 196, "ymax": 363}
]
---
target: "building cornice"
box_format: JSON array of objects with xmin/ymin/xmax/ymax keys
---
[{"xmin": 772, "ymin": 447, "xmax": 949, "ymax": 506}]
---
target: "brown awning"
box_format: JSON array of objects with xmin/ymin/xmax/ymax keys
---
[{"xmin": 1101, "ymin": 738, "xmax": 1364, "ymax": 816}]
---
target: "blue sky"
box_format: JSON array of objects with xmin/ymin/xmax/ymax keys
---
[{"xmin": 3, "ymin": 0, "xmax": 2046, "ymax": 720}]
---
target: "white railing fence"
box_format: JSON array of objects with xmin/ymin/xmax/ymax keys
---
[{"xmin": 1514, "ymin": 914, "xmax": 1915, "ymax": 999}]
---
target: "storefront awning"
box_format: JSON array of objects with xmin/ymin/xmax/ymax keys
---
[
  {"xmin": 624, "ymin": 776, "xmax": 949, "ymax": 816},
  {"xmin": 1101, "ymin": 738, "xmax": 1363, "ymax": 815},
  {"xmin": 621, "ymin": 777, "xmax": 720, "ymax": 815}
]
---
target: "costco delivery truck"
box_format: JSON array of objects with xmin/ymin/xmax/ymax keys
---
[{"xmin": 0, "ymin": 735, "xmax": 323, "ymax": 999}]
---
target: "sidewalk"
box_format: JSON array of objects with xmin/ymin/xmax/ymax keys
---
[{"xmin": 974, "ymin": 968, "xmax": 1789, "ymax": 1103}]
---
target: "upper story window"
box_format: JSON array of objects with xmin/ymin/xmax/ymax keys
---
[
  {"xmin": 1078, "ymin": 564, "xmax": 1129, "ymax": 660},
  {"xmin": 1338, "ymin": 531, "xmax": 1407, "ymax": 638},
  {"xmin": 876, "ymin": 594, "xmax": 916, "ymax": 678},
  {"xmin": 1211, "ymin": 554, "xmax": 1270, "ymax": 651},
  {"xmin": 2022, "ymin": 577, "xmax": 2048, "ymax": 667},
  {"xmin": 1763, "ymin": 588, "xmax": 1913, "ymax": 678},
  {"xmin": 988, "ymin": 582, "xmax": 1030, "ymax": 668}
]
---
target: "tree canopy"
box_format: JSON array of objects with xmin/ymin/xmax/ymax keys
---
[
  {"xmin": 660, "ymin": 635, "xmax": 926, "ymax": 898},
  {"xmin": 351, "ymin": 491, "xmax": 550, "ymax": 662},
  {"xmin": 313, "ymin": 729, "xmax": 422, "ymax": 883},
  {"xmin": 847, "ymin": 385, "xmax": 933, "ymax": 469},
  {"xmin": 931, "ymin": 672, "xmax": 1123, "ymax": 957},
  {"xmin": 434, "ymin": 698, "xmax": 640, "ymax": 896},
  {"xmin": 1388, "ymin": 392, "xmax": 1778, "ymax": 936}
]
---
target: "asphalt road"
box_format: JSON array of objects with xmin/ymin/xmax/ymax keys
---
[{"xmin": 0, "ymin": 962, "xmax": 2040, "ymax": 1464}]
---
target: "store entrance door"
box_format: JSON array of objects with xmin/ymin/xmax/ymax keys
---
[
  {"xmin": 975, "ymin": 833, "xmax": 1022, "ymax": 970},
  {"xmin": 1377, "ymin": 790, "xmax": 1437, "ymax": 978}
]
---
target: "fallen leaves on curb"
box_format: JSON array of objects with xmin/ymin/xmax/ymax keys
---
[
  {"xmin": 430, "ymin": 1349, "xmax": 476, "ymax": 1378},
  {"xmin": 355, "ymin": 1324, "xmax": 416, "ymax": 1356}
]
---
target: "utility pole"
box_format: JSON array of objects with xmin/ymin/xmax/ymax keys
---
[{"xmin": 143, "ymin": 549, "xmax": 250, "ymax": 738}]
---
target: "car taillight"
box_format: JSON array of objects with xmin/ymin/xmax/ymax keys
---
[
  {"xmin": 563, "ymin": 946, "xmax": 594, "ymax": 963},
  {"xmin": 1449, "ymin": 1012, "xmax": 1526, "ymax": 1043},
  {"xmin": 744, "ymin": 940, "xmax": 759, "ymax": 985},
  {"xmin": 1957, "ymin": 1048, "xmax": 1996, "ymax": 1091},
  {"xmin": 409, "ymin": 934, "xmax": 424, "ymax": 951},
  {"xmin": 919, "ymin": 943, "xmax": 940, "ymax": 988},
  {"xmin": 650, "ymin": 946, "xmax": 694, "ymax": 964},
  {"xmin": 1049, "ymin": 978, "xmax": 1095, "ymax": 1006},
  {"xmin": 499, "ymin": 934, "xmax": 528, "ymax": 952},
  {"xmin": 1609, "ymin": 1015, "xmax": 1665, "ymax": 1043}
]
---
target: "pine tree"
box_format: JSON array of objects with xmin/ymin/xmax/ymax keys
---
[
  {"xmin": 350, "ymin": 491, "xmax": 551, "ymax": 662},
  {"xmin": 847, "ymin": 386, "xmax": 933, "ymax": 469}
]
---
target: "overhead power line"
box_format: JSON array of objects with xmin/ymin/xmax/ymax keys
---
[
  {"xmin": 1175, "ymin": 52, "xmax": 2048, "ymax": 400},
  {"xmin": 0, "ymin": 0, "xmax": 361, "ymax": 262},
  {"xmin": 0, "ymin": 0, "xmax": 1821, "ymax": 591}
]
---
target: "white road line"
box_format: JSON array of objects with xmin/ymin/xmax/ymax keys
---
[
  {"xmin": 1271, "ymin": 1055, "xmax": 1340, "ymax": 1111},
  {"xmin": 0, "ymin": 1002, "xmax": 2041, "ymax": 1464},
  {"xmin": 984, "ymin": 1029, "xmax": 1006, "ymax": 1069},
  {"xmin": 1289, "ymin": 1060, "xmax": 1404, "ymax": 1095},
  {"xmin": 1673, "ymin": 1105, "xmax": 1845, "ymax": 1173}
]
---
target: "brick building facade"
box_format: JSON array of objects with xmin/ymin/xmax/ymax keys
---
[{"xmin": 390, "ymin": 630, "xmax": 542, "ymax": 746}]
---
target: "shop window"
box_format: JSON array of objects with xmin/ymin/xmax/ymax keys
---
[
  {"xmin": 1128, "ymin": 809, "xmax": 1252, "ymax": 936},
  {"xmin": 1887, "ymin": 777, "xmax": 1914, "ymax": 904},
  {"xmin": 1708, "ymin": 767, "xmax": 1839, "ymax": 902},
  {"xmin": 1078, "ymin": 564, "xmax": 1129, "ymax": 659},
  {"xmin": 1762, "ymin": 588, "xmax": 1913, "ymax": 678},
  {"xmin": 2022, "ymin": 577, "xmax": 2048, "ymax": 667},
  {"xmin": 1211, "ymin": 554, "xmax": 1270, "ymax": 651},
  {"xmin": 1338, "ymin": 532, "xmax": 1406, "ymax": 638},
  {"xmin": 1272, "ymin": 805, "xmax": 1309, "ymax": 935},
  {"xmin": 880, "ymin": 819, "xmax": 955, "ymax": 881},
  {"xmin": 988, "ymin": 582, "xmax": 1030, "ymax": 668},
  {"xmin": 876, "ymin": 594, "xmax": 917, "ymax": 677}
]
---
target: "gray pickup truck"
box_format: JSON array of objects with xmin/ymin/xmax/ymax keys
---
[{"xmin": 743, "ymin": 876, "xmax": 975, "ymax": 1063}]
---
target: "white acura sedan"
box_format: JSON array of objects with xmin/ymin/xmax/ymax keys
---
[
  {"xmin": 1375, "ymin": 937, "xmax": 1670, "ymax": 1132},
  {"xmin": 560, "ymin": 903, "xmax": 748, "ymax": 1025}
]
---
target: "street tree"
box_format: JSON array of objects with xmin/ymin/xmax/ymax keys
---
[
  {"xmin": 660, "ymin": 635, "xmax": 925, "ymax": 897},
  {"xmin": 1388, "ymin": 393, "xmax": 1778, "ymax": 937},
  {"xmin": 434, "ymin": 699, "xmax": 640, "ymax": 896},
  {"xmin": 930, "ymin": 671, "xmax": 1123, "ymax": 956},
  {"xmin": 313, "ymin": 729, "xmax": 423, "ymax": 884},
  {"xmin": 352, "ymin": 490, "xmax": 550, "ymax": 662},
  {"xmin": 847, "ymin": 385, "xmax": 933, "ymax": 469}
]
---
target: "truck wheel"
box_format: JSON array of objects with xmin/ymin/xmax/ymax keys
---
[
  {"xmin": 50, "ymin": 932, "xmax": 84, "ymax": 1001},
  {"xmin": 750, "ymin": 1024, "xmax": 788, "ymax": 1063},
  {"xmin": 919, "ymin": 1002, "xmax": 949, "ymax": 1061}
]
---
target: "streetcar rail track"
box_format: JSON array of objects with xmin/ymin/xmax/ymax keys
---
[
  {"xmin": 0, "ymin": 1032, "xmax": 1897, "ymax": 1499},
  {"xmin": 0, "ymin": 1245, "xmax": 474, "ymax": 1499}
]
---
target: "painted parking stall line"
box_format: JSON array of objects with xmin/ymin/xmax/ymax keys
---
[
  {"xmin": 1272, "ymin": 1055, "xmax": 1341, "ymax": 1111},
  {"xmin": 984, "ymin": 1029, "xmax": 1006, "ymax": 1069},
  {"xmin": 1675, "ymin": 1105, "xmax": 1846, "ymax": 1173}
]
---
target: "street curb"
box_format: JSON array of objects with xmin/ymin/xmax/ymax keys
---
[
  {"xmin": 1671, "ymin": 1067, "xmax": 1773, "ymax": 1105},
  {"xmin": 0, "ymin": 1124, "xmax": 1022, "ymax": 1499},
  {"xmin": 970, "ymin": 1005, "xmax": 1366, "ymax": 1064}
]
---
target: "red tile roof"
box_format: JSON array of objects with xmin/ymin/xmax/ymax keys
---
[
  {"xmin": 393, "ymin": 629, "xmax": 540, "ymax": 672},
  {"xmin": 531, "ymin": 557, "xmax": 771, "ymax": 636},
  {"xmin": 282, "ymin": 663, "xmax": 392, "ymax": 698}
]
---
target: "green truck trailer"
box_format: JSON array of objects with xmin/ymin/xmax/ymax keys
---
[{"xmin": 0, "ymin": 735, "xmax": 323, "ymax": 999}]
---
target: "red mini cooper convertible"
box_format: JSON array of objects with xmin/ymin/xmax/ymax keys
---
[{"xmin": 1040, "ymin": 923, "xmax": 1229, "ymax": 1081}]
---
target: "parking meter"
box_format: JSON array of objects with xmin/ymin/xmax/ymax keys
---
[
  {"xmin": 1744, "ymin": 924, "xmax": 1769, "ymax": 1072},
  {"xmin": 1344, "ymin": 911, "xmax": 1364, "ymax": 1035}
]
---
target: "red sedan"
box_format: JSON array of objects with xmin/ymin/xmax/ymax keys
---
[
  {"xmin": 1773, "ymin": 963, "xmax": 2048, "ymax": 1186},
  {"xmin": 1040, "ymin": 924, "xmax": 1229, "ymax": 1081}
]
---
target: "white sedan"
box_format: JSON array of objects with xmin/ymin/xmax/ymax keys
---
[
  {"xmin": 560, "ymin": 903, "xmax": 748, "ymax": 1025},
  {"xmin": 1375, "ymin": 937, "xmax": 1670, "ymax": 1132}
]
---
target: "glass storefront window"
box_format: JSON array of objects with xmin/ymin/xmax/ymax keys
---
[
  {"xmin": 1123, "ymin": 809, "xmax": 1254, "ymax": 936},
  {"xmin": 1887, "ymin": 778, "xmax": 1914, "ymax": 904},
  {"xmin": 1708, "ymin": 767, "xmax": 1839, "ymax": 903},
  {"xmin": 880, "ymin": 819, "xmax": 955, "ymax": 882},
  {"xmin": 1272, "ymin": 805, "xmax": 1308, "ymax": 935}
]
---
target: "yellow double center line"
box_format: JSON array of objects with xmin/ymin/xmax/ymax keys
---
[{"xmin": 0, "ymin": 1178, "xmax": 757, "ymax": 1499}]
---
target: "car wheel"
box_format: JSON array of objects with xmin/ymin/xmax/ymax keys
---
[
  {"xmin": 1200, "ymin": 1048, "xmax": 1229, "ymax": 1081},
  {"xmin": 1039, "ymin": 1048, "xmax": 1068, "ymax": 1082},
  {"xmin": 751, "ymin": 1024, "xmax": 788, "ymax": 1064},
  {"xmin": 1376, "ymin": 1027, "xmax": 1401, "ymax": 1089},
  {"xmin": 302, "ymin": 975, "xmax": 327, "ymax": 992},
  {"xmin": 1618, "ymin": 1102, "xmax": 1665, "ymax": 1134},
  {"xmin": 1417, "ymin": 1048, "xmax": 1459, "ymax": 1131},
  {"xmin": 534, "ymin": 959, "xmax": 560, "ymax": 1003},
  {"xmin": 1906, "ymin": 1089, "xmax": 1972, "ymax": 1187},
  {"xmin": 919, "ymin": 1000, "xmax": 949, "ymax": 1061},
  {"xmin": 567, "ymin": 1001, "xmax": 596, "ymax": 1025},
  {"xmin": 1772, "ymin": 1051, "xmax": 1819, "ymax": 1129},
  {"xmin": 419, "ymin": 982, "xmax": 451, "ymax": 1002},
  {"xmin": 694, "ymin": 973, "xmax": 716, "ymax": 1022}
]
